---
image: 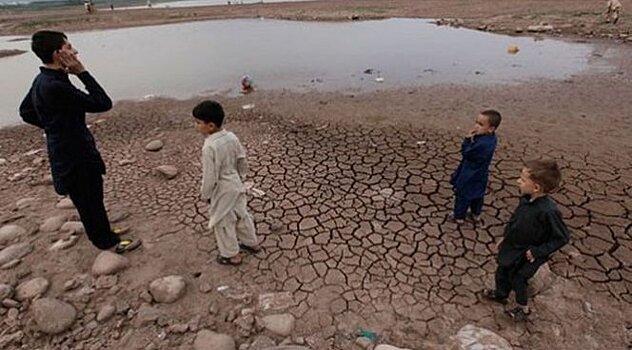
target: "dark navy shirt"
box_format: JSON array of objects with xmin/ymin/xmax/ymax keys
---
[
  {"xmin": 498, "ymin": 195, "xmax": 570, "ymax": 268},
  {"xmin": 19, "ymin": 67, "xmax": 112, "ymax": 195},
  {"xmin": 450, "ymin": 133, "xmax": 497, "ymax": 199}
]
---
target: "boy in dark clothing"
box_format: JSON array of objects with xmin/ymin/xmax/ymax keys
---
[
  {"xmin": 450, "ymin": 110, "xmax": 501, "ymax": 225},
  {"xmin": 19, "ymin": 30, "xmax": 141, "ymax": 254},
  {"xmin": 482, "ymin": 159, "xmax": 570, "ymax": 321}
]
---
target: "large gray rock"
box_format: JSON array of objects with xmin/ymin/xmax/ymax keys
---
[
  {"xmin": 193, "ymin": 330, "xmax": 235, "ymax": 350},
  {"xmin": 31, "ymin": 298, "xmax": 77, "ymax": 334},
  {"xmin": 149, "ymin": 275, "xmax": 186, "ymax": 303},
  {"xmin": 91, "ymin": 251, "xmax": 130, "ymax": 276},
  {"xmin": 0, "ymin": 225, "xmax": 26, "ymax": 244},
  {"xmin": 39, "ymin": 215, "xmax": 67, "ymax": 232},
  {"xmin": 145, "ymin": 140, "xmax": 164, "ymax": 152},
  {"xmin": 0, "ymin": 243, "xmax": 33, "ymax": 265},
  {"xmin": 453, "ymin": 324, "xmax": 512, "ymax": 350},
  {"xmin": 15, "ymin": 277, "xmax": 50, "ymax": 301},
  {"xmin": 261, "ymin": 313, "xmax": 295, "ymax": 337},
  {"xmin": 155, "ymin": 165, "xmax": 179, "ymax": 179},
  {"xmin": 528, "ymin": 262, "xmax": 557, "ymax": 296},
  {"xmin": 0, "ymin": 283, "xmax": 14, "ymax": 300}
]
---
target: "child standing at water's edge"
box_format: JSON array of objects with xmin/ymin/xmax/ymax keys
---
[
  {"xmin": 482, "ymin": 159, "xmax": 570, "ymax": 321},
  {"xmin": 449, "ymin": 109, "xmax": 501, "ymax": 226},
  {"xmin": 193, "ymin": 100, "xmax": 260, "ymax": 266}
]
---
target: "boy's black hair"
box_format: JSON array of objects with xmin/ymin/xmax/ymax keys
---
[
  {"xmin": 481, "ymin": 109, "xmax": 502, "ymax": 129},
  {"xmin": 524, "ymin": 159, "xmax": 562, "ymax": 193},
  {"xmin": 192, "ymin": 100, "xmax": 225, "ymax": 127},
  {"xmin": 31, "ymin": 31, "xmax": 67, "ymax": 64}
]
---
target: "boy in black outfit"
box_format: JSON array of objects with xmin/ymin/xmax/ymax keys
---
[
  {"xmin": 19, "ymin": 31, "xmax": 141, "ymax": 254},
  {"xmin": 482, "ymin": 159, "xmax": 570, "ymax": 321}
]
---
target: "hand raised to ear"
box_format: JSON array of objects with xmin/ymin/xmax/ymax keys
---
[{"xmin": 58, "ymin": 51, "xmax": 86, "ymax": 75}]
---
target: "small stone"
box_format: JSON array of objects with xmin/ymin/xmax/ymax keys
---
[
  {"xmin": 56, "ymin": 198, "xmax": 75, "ymax": 209},
  {"xmin": 199, "ymin": 282, "xmax": 213, "ymax": 293},
  {"xmin": 39, "ymin": 215, "xmax": 68, "ymax": 232},
  {"xmin": 0, "ymin": 284, "xmax": 14, "ymax": 300},
  {"xmin": 154, "ymin": 165, "xmax": 179, "ymax": 180},
  {"xmin": 15, "ymin": 277, "xmax": 50, "ymax": 301},
  {"xmin": 0, "ymin": 225, "xmax": 26, "ymax": 244},
  {"xmin": 2, "ymin": 298, "xmax": 20, "ymax": 308},
  {"xmin": 50, "ymin": 236, "xmax": 80, "ymax": 251},
  {"xmin": 140, "ymin": 290, "xmax": 153, "ymax": 303},
  {"xmin": 63, "ymin": 279, "xmax": 81, "ymax": 291},
  {"xmin": 0, "ymin": 330, "xmax": 23, "ymax": 348},
  {"xmin": 134, "ymin": 303, "xmax": 163, "ymax": 327},
  {"xmin": 145, "ymin": 140, "xmax": 164, "ymax": 152},
  {"xmin": 31, "ymin": 298, "xmax": 77, "ymax": 334},
  {"xmin": 258, "ymin": 292, "xmax": 295, "ymax": 311},
  {"xmin": 97, "ymin": 304, "xmax": 116, "ymax": 322},
  {"xmin": 0, "ymin": 243, "xmax": 33, "ymax": 266},
  {"xmin": 149, "ymin": 275, "xmax": 186, "ymax": 303},
  {"xmin": 41, "ymin": 175, "xmax": 53, "ymax": 185},
  {"xmin": 16, "ymin": 197, "xmax": 37, "ymax": 209},
  {"xmin": 169, "ymin": 323, "xmax": 189, "ymax": 333},
  {"xmin": 234, "ymin": 314, "xmax": 255, "ymax": 336},
  {"xmin": 91, "ymin": 251, "xmax": 130, "ymax": 276},
  {"xmin": 108, "ymin": 209, "xmax": 130, "ymax": 223},
  {"xmin": 193, "ymin": 330, "xmax": 235, "ymax": 350},
  {"xmin": 261, "ymin": 313, "xmax": 295, "ymax": 337},
  {"xmin": 208, "ymin": 302, "xmax": 218, "ymax": 315},
  {"xmin": 60, "ymin": 221, "xmax": 85, "ymax": 235},
  {"xmin": 250, "ymin": 335, "xmax": 276, "ymax": 350},
  {"xmin": 356, "ymin": 337, "xmax": 374, "ymax": 349},
  {"xmin": 375, "ymin": 345, "xmax": 411, "ymax": 350},
  {"xmin": 1, "ymin": 259, "xmax": 21, "ymax": 270},
  {"xmin": 95, "ymin": 275, "xmax": 118, "ymax": 289}
]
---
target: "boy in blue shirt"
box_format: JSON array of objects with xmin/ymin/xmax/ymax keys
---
[{"xmin": 450, "ymin": 110, "xmax": 501, "ymax": 225}]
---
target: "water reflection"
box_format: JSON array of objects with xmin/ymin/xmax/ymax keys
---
[{"xmin": 0, "ymin": 18, "xmax": 614, "ymax": 126}]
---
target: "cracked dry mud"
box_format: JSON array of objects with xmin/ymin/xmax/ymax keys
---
[{"xmin": 1, "ymin": 74, "xmax": 631, "ymax": 348}]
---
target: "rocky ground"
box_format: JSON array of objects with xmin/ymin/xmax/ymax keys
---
[{"xmin": 1, "ymin": 1, "xmax": 632, "ymax": 350}]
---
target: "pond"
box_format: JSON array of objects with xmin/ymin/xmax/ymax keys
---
[{"xmin": 0, "ymin": 18, "xmax": 615, "ymax": 127}]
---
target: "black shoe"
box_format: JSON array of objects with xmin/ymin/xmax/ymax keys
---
[
  {"xmin": 480, "ymin": 289, "xmax": 508, "ymax": 305},
  {"xmin": 506, "ymin": 307, "xmax": 530, "ymax": 322}
]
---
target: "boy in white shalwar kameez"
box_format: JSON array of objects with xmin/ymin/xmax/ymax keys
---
[{"xmin": 193, "ymin": 100, "xmax": 259, "ymax": 266}]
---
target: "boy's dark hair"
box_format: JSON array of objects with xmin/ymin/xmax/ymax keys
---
[
  {"xmin": 192, "ymin": 100, "xmax": 225, "ymax": 127},
  {"xmin": 31, "ymin": 31, "xmax": 67, "ymax": 64},
  {"xmin": 481, "ymin": 109, "xmax": 502, "ymax": 129},
  {"xmin": 524, "ymin": 159, "xmax": 562, "ymax": 193}
]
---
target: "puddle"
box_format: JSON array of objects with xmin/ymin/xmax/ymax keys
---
[{"xmin": 0, "ymin": 18, "xmax": 617, "ymax": 127}]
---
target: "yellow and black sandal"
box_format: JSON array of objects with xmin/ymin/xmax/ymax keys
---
[
  {"xmin": 115, "ymin": 239, "xmax": 142, "ymax": 254},
  {"xmin": 112, "ymin": 226, "xmax": 130, "ymax": 235}
]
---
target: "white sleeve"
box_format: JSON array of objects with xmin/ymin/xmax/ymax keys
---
[{"xmin": 200, "ymin": 146, "xmax": 217, "ymax": 201}]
